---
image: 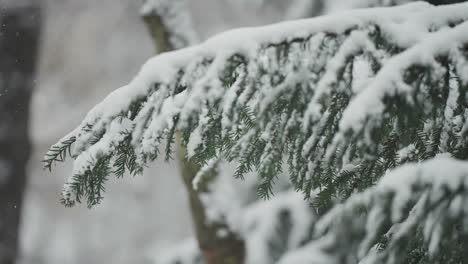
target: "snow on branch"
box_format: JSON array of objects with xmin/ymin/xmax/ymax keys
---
[
  {"xmin": 278, "ymin": 156, "xmax": 468, "ymax": 264},
  {"xmin": 45, "ymin": 2, "xmax": 468, "ymax": 207}
]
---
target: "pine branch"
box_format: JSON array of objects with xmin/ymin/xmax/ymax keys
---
[
  {"xmin": 279, "ymin": 157, "xmax": 468, "ymax": 264},
  {"xmin": 47, "ymin": 3, "xmax": 468, "ymax": 212},
  {"xmin": 43, "ymin": 136, "xmax": 76, "ymax": 171}
]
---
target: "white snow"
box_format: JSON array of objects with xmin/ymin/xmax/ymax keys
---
[
  {"xmin": 192, "ymin": 157, "xmax": 218, "ymax": 190},
  {"xmin": 243, "ymin": 191, "xmax": 316, "ymax": 264},
  {"xmin": 339, "ymin": 20, "xmax": 468, "ymax": 136}
]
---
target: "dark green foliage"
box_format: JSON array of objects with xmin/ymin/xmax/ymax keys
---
[
  {"xmin": 113, "ymin": 135, "xmax": 142, "ymax": 178},
  {"xmin": 43, "ymin": 136, "xmax": 76, "ymax": 171},
  {"xmin": 62, "ymin": 155, "xmax": 111, "ymax": 208}
]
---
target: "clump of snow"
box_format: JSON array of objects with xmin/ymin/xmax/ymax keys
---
[
  {"xmin": 243, "ymin": 191, "xmax": 315, "ymax": 264},
  {"xmin": 72, "ymin": 118, "xmax": 133, "ymax": 176},
  {"xmin": 199, "ymin": 164, "xmax": 256, "ymax": 231},
  {"xmin": 377, "ymin": 157, "xmax": 468, "ymax": 197},
  {"xmin": 192, "ymin": 157, "xmax": 218, "ymax": 190}
]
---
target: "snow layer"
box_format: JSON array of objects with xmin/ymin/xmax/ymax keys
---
[{"xmin": 339, "ymin": 20, "xmax": 468, "ymax": 134}]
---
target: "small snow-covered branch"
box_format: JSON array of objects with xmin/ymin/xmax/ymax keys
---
[{"xmin": 279, "ymin": 156, "xmax": 468, "ymax": 264}]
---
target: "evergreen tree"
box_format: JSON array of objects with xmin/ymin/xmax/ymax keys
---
[{"xmin": 45, "ymin": 2, "xmax": 468, "ymax": 263}]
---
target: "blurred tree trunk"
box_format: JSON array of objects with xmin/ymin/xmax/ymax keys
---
[
  {"xmin": 142, "ymin": 8, "xmax": 246, "ymax": 264},
  {"xmin": 0, "ymin": 4, "xmax": 41, "ymax": 264}
]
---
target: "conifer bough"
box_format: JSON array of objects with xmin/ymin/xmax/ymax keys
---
[{"xmin": 45, "ymin": 2, "xmax": 468, "ymax": 262}]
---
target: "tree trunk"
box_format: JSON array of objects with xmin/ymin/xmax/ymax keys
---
[
  {"xmin": 142, "ymin": 7, "xmax": 246, "ymax": 264},
  {"xmin": 175, "ymin": 137, "xmax": 245, "ymax": 264},
  {"xmin": 0, "ymin": 5, "xmax": 41, "ymax": 264}
]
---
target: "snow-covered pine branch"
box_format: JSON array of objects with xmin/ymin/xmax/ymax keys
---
[
  {"xmin": 278, "ymin": 156, "xmax": 468, "ymax": 264},
  {"xmin": 45, "ymin": 2, "xmax": 468, "ymax": 210},
  {"xmin": 153, "ymin": 157, "xmax": 468, "ymax": 263}
]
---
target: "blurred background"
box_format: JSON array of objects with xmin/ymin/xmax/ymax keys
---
[
  {"xmin": 1, "ymin": 0, "xmax": 459, "ymax": 263},
  {"xmin": 0, "ymin": 0, "xmax": 284, "ymax": 263}
]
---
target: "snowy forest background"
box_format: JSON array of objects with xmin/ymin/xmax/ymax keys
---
[{"xmin": 0, "ymin": 0, "xmax": 465, "ymax": 264}]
